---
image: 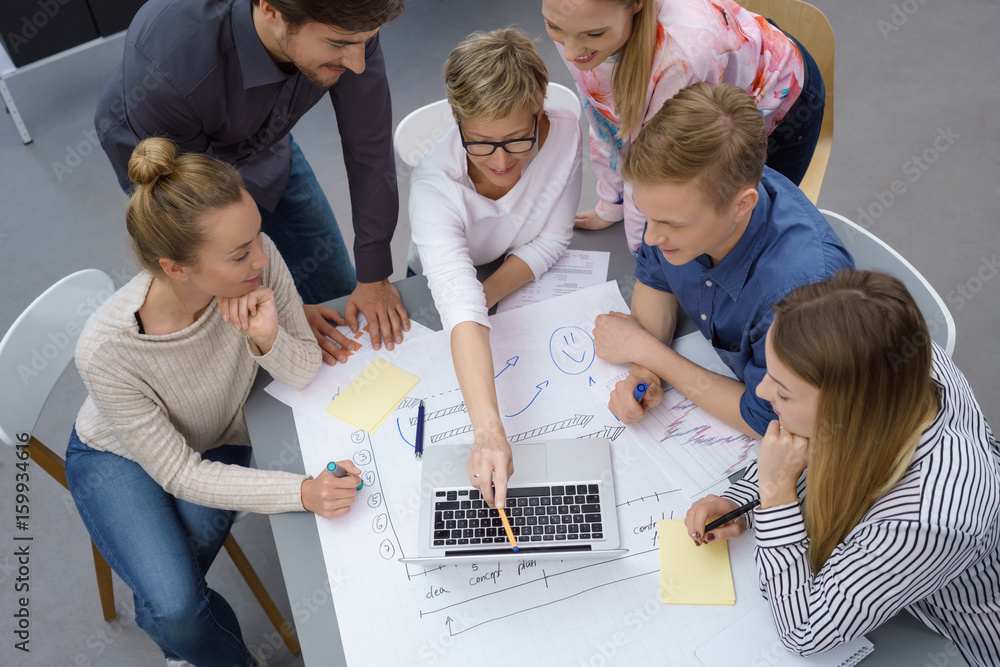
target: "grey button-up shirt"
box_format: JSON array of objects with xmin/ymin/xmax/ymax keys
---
[{"xmin": 95, "ymin": 0, "xmax": 398, "ymax": 282}]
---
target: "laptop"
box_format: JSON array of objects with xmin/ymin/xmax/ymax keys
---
[{"xmin": 399, "ymin": 439, "xmax": 628, "ymax": 565}]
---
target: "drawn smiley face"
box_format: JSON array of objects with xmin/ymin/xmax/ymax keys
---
[{"xmin": 549, "ymin": 326, "xmax": 596, "ymax": 375}]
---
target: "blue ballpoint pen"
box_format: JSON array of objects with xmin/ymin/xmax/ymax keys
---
[
  {"xmin": 632, "ymin": 382, "xmax": 648, "ymax": 403},
  {"xmin": 414, "ymin": 400, "xmax": 425, "ymax": 460}
]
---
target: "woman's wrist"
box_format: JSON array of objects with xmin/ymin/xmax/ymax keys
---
[
  {"xmin": 300, "ymin": 476, "xmax": 313, "ymax": 511},
  {"xmin": 472, "ymin": 416, "xmax": 505, "ymax": 442},
  {"xmin": 483, "ymin": 282, "xmax": 499, "ymax": 310},
  {"xmin": 759, "ymin": 485, "xmax": 800, "ymax": 510},
  {"xmin": 250, "ymin": 331, "xmax": 277, "ymax": 356}
]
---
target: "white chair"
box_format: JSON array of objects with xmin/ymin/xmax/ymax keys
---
[
  {"xmin": 821, "ymin": 210, "xmax": 956, "ymax": 356},
  {"xmin": 0, "ymin": 270, "xmax": 301, "ymax": 654},
  {"xmin": 0, "ymin": 269, "xmax": 117, "ymax": 621},
  {"xmin": 544, "ymin": 81, "xmax": 584, "ymax": 122},
  {"xmin": 393, "ymin": 81, "xmax": 583, "ymax": 168}
]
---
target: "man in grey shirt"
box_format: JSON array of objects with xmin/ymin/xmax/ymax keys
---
[{"xmin": 95, "ymin": 0, "xmax": 411, "ymax": 361}]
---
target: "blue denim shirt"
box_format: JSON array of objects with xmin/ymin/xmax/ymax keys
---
[{"xmin": 634, "ymin": 168, "xmax": 854, "ymax": 435}]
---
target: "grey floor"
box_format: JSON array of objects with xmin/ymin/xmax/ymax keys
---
[{"xmin": 0, "ymin": 1, "xmax": 997, "ymax": 665}]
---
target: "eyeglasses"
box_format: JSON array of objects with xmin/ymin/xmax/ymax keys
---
[{"xmin": 458, "ymin": 115, "xmax": 538, "ymax": 157}]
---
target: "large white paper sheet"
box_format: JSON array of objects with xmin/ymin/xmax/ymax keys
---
[
  {"xmin": 270, "ymin": 283, "xmax": 769, "ymax": 666},
  {"xmin": 496, "ymin": 249, "xmax": 610, "ymax": 312},
  {"xmin": 629, "ymin": 387, "xmax": 760, "ymax": 498},
  {"xmin": 596, "ymin": 331, "xmax": 755, "ymax": 497},
  {"xmin": 264, "ymin": 318, "xmax": 435, "ymax": 418}
]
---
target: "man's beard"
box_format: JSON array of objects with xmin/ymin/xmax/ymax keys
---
[{"xmin": 276, "ymin": 34, "xmax": 340, "ymax": 89}]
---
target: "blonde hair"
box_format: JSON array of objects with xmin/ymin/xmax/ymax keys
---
[
  {"xmin": 444, "ymin": 27, "xmax": 548, "ymax": 123},
  {"xmin": 771, "ymin": 270, "xmax": 938, "ymax": 574},
  {"xmin": 622, "ymin": 82, "xmax": 766, "ymax": 210},
  {"xmin": 611, "ymin": 0, "xmax": 657, "ymax": 138},
  {"xmin": 125, "ymin": 137, "xmax": 245, "ymax": 273}
]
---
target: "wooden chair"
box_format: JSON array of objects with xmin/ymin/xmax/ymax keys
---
[
  {"xmin": 741, "ymin": 0, "xmax": 835, "ymax": 204},
  {"xmin": 0, "ymin": 270, "xmax": 300, "ymax": 655}
]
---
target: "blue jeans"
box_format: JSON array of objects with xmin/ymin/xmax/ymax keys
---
[
  {"xmin": 65, "ymin": 427, "xmax": 255, "ymax": 667},
  {"xmin": 260, "ymin": 137, "xmax": 357, "ymax": 304},
  {"xmin": 766, "ymin": 26, "xmax": 826, "ymax": 186}
]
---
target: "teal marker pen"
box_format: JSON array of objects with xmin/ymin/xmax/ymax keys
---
[{"xmin": 327, "ymin": 462, "xmax": 364, "ymax": 491}]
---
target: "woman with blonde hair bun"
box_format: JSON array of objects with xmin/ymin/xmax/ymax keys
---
[
  {"xmin": 685, "ymin": 270, "xmax": 1000, "ymax": 666},
  {"xmin": 409, "ymin": 27, "xmax": 582, "ymax": 509},
  {"xmin": 64, "ymin": 138, "xmax": 361, "ymax": 666}
]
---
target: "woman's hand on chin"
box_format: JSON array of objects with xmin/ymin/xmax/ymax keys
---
[
  {"xmin": 218, "ymin": 285, "xmax": 278, "ymax": 354},
  {"xmin": 757, "ymin": 420, "xmax": 809, "ymax": 508}
]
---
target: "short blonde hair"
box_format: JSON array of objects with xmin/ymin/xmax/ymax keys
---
[
  {"xmin": 444, "ymin": 27, "xmax": 549, "ymax": 123},
  {"xmin": 622, "ymin": 82, "xmax": 767, "ymax": 210},
  {"xmin": 126, "ymin": 137, "xmax": 245, "ymax": 273}
]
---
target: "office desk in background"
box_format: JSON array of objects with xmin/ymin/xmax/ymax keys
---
[{"xmin": 244, "ymin": 225, "xmax": 966, "ymax": 666}]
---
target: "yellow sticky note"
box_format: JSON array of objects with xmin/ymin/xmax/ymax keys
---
[
  {"xmin": 658, "ymin": 519, "xmax": 735, "ymax": 605},
  {"xmin": 325, "ymin": 359, "xmax": 419, "ymax": 434}
]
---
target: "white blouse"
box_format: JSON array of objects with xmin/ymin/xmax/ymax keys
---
[{"xmin": 409, "ymin": 104, "xmax": 583, "ymax": 333}]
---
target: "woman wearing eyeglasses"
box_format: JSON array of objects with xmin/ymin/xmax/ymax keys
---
[{"xmin": 409, "ymin": 27, "xmax": 582, "ymax": 509}]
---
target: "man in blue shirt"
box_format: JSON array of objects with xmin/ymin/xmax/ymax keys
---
[{"xmin": 592, "ymin": 83, "xmax": 854, "ymax": 437}]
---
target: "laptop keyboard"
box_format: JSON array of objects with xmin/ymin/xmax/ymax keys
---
[{"xmin": 432, "ymin": 484, "xmax": 604, "ymax": 547}]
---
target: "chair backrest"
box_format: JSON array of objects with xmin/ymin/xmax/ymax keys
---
[
  {"xmin": 394, "ymin": 99, "xmax": 454, "ymax": 169},
  {"xmin": 741, "ymin": 0, "xmax": 835, "ymax": 204},
  {"xmin": 820, "ymin": 210, "xmax": 956, "ymax": 356},
  {"xmin": 545, "ymin": 82, "xmax": 584, "ymax": 121},
  {"xmin": 0, "ymin": 269, "xmax": 115, "ymax": 447},
  {"xmin": 393, "ymin": 82, "xmax": 584, "ymax": 168}
]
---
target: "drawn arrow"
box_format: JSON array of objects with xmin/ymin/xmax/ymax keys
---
[
  {"xmin": 589, "ymin": 376, "xmax": 596, "ymax": 386},
  {"xmin": 494, "ymin": 356, "xmax": 519, "ymax": 379},
  {"xmin": 577, "ymin": 425, "xmax": 626, "ymax": 442},
  {"xmin": 410, "ymin": 402, "xmax": 467, "ymax": 425},
  {"xmin": 445, "ymin": 616, "xmax": 456, "ymax": 637},
  {"xmin": 508, "ymin": 414, "xmax": 593, "ymax": 443},
  {"xmin": 396, "ymin": 417, "xmax": 414, "ymax": 448},
  {"xmin": 504, "ymin": 380, "xmax": 549, "ymax": 418},
  {"xmin": 396, "ymin": 397, "xmax": 421, "ymax": 410},
  {"xmin": 430, "ymin": 424, "xmax": 474, "ymax": 443}
]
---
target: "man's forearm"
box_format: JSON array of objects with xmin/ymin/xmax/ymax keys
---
[
  {"xmin": 629, "ymin": 281, "xmax": 760, "ymax": 438},
  {"xmin": 331, "ymin": 33, "xmax": 397, "ymax": 282},
  {"xmin": 637, "ymin": 338, "xmax": 761, "ymax": 438},
  {"xmin": 630, "ymin": 280, "xmax": 679, "ymax": 345}
]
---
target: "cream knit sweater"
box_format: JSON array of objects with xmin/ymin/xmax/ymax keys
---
[{"xmin": 74, "ymin": 234, "xmax": 321, "ymax": 513}]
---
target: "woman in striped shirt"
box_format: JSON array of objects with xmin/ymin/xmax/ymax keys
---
[{"xmin": 685, "ymin": 270, "xmax": 1000, "ymax": 666}]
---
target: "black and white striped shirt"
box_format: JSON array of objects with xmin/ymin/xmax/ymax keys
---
[{"xmin": 722, "ymin": 344, "xmax": 1000, "ymax": 666}]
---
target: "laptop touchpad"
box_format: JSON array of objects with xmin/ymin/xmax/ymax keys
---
[{"xmin": 509, "ymin": 443, "xmax": 548, "ymax": 482}]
